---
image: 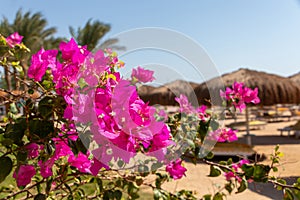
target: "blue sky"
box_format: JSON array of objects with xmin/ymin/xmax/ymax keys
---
[{"xmin": 2, "ymin": 0, "xmax": 300, "ymax": 83}]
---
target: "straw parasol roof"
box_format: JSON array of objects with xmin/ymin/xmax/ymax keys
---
[
  {"xmin": 138, "ymin": 80, "xmax": 199, "ymax": 106},
  {"xmin": 193, "ymin": 68, "xmax": 300, "ymax": 106},
  {"xmin": 289, "ymin": 72, "xmax": 300, "ymax": 87}
]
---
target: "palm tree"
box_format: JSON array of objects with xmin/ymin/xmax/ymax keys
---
[
  {"xmin": 69, "ymin": 19, "xmax": 125, "ymax": 52},
  {"xmin": 1, "ymin": 9, "xmax": 58, "ymax": 53},
  {"xmin": 0, "ymin": 9, "xmax": 59, "ymax": 90}
]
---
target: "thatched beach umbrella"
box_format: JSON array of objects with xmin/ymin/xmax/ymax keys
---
[
  {"xmin": 193, "ymin": 68, "xmax": 300, "ymax": 145},
  {"xmin": 138, "ymin": 80, "xmax": 199, "ymax": 106},
  {"xmin": 194, "ymin": 68, "xmax": 300, "ymax": 106},
  {"xmin": 289, "ymin": 72, "xmax": 300, "ymax": 87}
]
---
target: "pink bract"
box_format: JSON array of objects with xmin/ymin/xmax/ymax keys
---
[
  {"xmin": 59, "ymin": 38, "xmax": 89, "ymax": 64},
  {"xmin": 28, "ymin": 48, "xmax": 58, "ymax": 81},
  {"xmin": 38, "ymin": 159, "xmax": 54, "ymax": 178},
  {"xmin": 68, "ymin": 152, "xmax": 92, "ymax": 173},
  {"xmin": 13, "ymin": 165, "xmax": 36, "ymax": 187},
  {"xmin": 24, "ymin": 143, "xmax": 39, "ymax": 159},
  {"xmin": 220, "ymin": 82, "xmax": 260, "ymax": 112},
  {"xmin": 175, "ymin": 94, "xmax": 195, "ymax": 114},
  {"xmin": 6, "ymin": 32, "xmax": 23, "ymax": 48},
  {"xmin": 218, "ymin": 128, "xmax": 238, "ymax": 142},
  {"xmin": 131, "ymin": 66, "xmax": 155, "ymax": 83},
  {"xmin": 166, "ymin": 159, "xmax": 187, "ymax": 180}
]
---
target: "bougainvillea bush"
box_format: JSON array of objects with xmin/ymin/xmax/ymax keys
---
[{"xmin": 0, "ymin": 33, "xmax": 299, "ymax": 200}]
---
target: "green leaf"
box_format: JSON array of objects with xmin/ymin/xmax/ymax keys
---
[
  {"xmin": 15, "ymin": 65, "xmax": 23, "ymax": 73},
  {"xmin": 11, "ymin": 61, "xmax": 20, "ymax": 66},
  {"xmin": 29, "ymin": 119, "xmax": 54, "ymax": 139},
  {"xmin": 96, "ymin": 178, "xmax": 103, "ymax": 193},
  {"xmin": 153, "ymin": 188, "xmax": 162, "ymax": 200},
  {"xmin": 275, "ymin": 144, "xmax": 280, "ymax": 152},
  {"xmin": 203, "ymin": 194, "xmax": 212, "ymax": 200},
  {"xmin": 38, "ymin": 96, "xmax": 54, "ymax": 119},
  {"xmin": 138, "ymin": 165, "xmax": 149, "ymax": 177},
  {"xmin": 34, "ymin": 194, "xmax": 47, "ymax": 200},
  {"xmin": 103, "ymin": 190, "xmax": 114, "ymax": 200},
  {"xmin": 186, "ymin": 138, "xmax": 195, "ymax": 149},
  {"xmin": 114, "ymin": 190, "xmax": 122, "ymax": 200},
  {"xmin": 151, "ymin": 162, "xmax": 163, "ymax": 172},
  {"xmin": 206, "ymin": 151, "xmax": 214, "ymax": 160},
  {"xmin": 46, "ymin": 178, "xmax": 53, "ymax": 194},
  {"xmin": 0, "ymin": 134, "xmax": 14, "ymax": 146},
  {"xmin": 41, "ymin": 80, "xmax": 53, "ymax": 90},
  {"xmin": 16, "ymin": 151, "xmax": 28, "ymax": 163},
  {"xmin": 283, "ymin": 188, "xmax": 294, "ymax": 200},
  {"xmin": 212, "ymin": 192, "xmax": 223, "ymax": 200},
  {"xmin": 9, "ymin": 103, "xmax": 18, "ymax": 114},
  {"xmin": 117, "ymin": 159, "xmax": 124, "ymax": 168},
  {"xmin": 209, "ymin": 165, "xmax": 221, "ymax": 177},
  {"xmin": 28, "ymin": 89, "xmax": 34, "ymax": 94},
  {"xmin": 253, "ymin": 165, "xmax": 270, "ymax": 182},
  {"xmin": 277, "ymin": 178, "xmax": 287, "ymax": 185},
  {"xmin": 293, "ymin": 189, "xmax": 300, "ymax": 200},
  {"xmin": 225, "ymin": 183, "xmax": 233, "ymax": 194},
  {"xmin": 227, "ymin": 158, "xmax": 233, "ymax": 165},
  {"xmin": 75, "ymin": 138, "xmax": 88, "ymax": 154},
  {"xmin": 236, "ymin": 178, "xmax": 248, "ymax": 193},
  {"xmin": 4, "ymin": 117, "xmax": 26, "ymax": 145},
  {"xmin": 0, "ymin": 156, "xmax": 13, "ymax": 183},
  {"xmin": 241, "ymin": 165, "xmax": 254, "ymax": 180}
]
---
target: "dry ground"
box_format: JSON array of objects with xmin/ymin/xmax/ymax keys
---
[{"xmin": 160, "ymin": 117, "xmax": 300, "ymax": 200}]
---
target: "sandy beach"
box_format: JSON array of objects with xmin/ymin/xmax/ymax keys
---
[{"xmin": 160, "ymin": 116, "xmax": 300, "ymax": 200}]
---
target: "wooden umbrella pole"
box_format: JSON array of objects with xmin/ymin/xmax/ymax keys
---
[{"xmin": 245, "ymin": 106, "xmax": 251, "ymax": 146}]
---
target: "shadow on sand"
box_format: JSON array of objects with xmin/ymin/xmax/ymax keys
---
[
  {"xmin": 247, "ymin": 176, "xmax": 298, "ymax": 200},
  {"xmin": 238, "ymin": 135, "xmax": 300, "ymax": 145}
]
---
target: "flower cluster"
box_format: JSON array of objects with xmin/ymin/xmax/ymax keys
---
[
  {"xmin": 166, "ymin": 159, "xmax": 187, "ymax": 180},
  {"xmin": 131, "ymin": 66, "xmax": 155, "ymax": 83},
  {"xmin": 209, "ymin": 127, "xmax": 238, "ymax": 143},
  {"xmin": 220, "ymin": 82, "xmax": 260, "ymax": 112},
  {"xmin": 175, "ymin": 94, "xmax": 210, "ymax": 121},
  {"xmin": 6, "ymin": 32, "xmax": 23, "ymax": 48},
  {"xmin": 22, "ymin": 38, "xmax": 177, "ymax": 186},
  {"xmin": 224, "ymin": 159, "xmax": 251, "ymax": 182},
  {"xmin": 28, "ymin": 48, "xmax": 58, "ymax": 81}
]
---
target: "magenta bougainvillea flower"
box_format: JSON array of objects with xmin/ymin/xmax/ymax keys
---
[
  {"xmin": 6, "ymin": 32, "xmax": 23, "ymax": 48},
  {"xmin": 131, "ymin": 66, "xmax": 155, "ymax": 83},
  {"xmin": 175, "ymin": 94, "xmax": 210, "ymax": 121},
  {"xmin": 13, "ymin": 165, "xmax": 36, "ymax": 187},
  {"xmin": 224, "ymin": 159, "xmax": 250, "ymax": 182},
  {"xmin": 52, "ymin": 138, "xmax": 73, "ymax": 160},
  {"xmin": 68, "ymin": 152, "xmax": 92, "ymax": 173},
  {"xmin": 90, "ymin": 158, "xmax": 109, "ymax": 176},
  {"xmin": 166, "ymin": 159, "xmax": 187, "ymax": 180},
  {"xmin": 217, "ymin": 128, "xmax": 238, "ymax": 142},
  {"xmin": 59, "ymin": 38, "xmax": 89, "ymax": 65},
  {"xmin": 38, "ymin": 159, "xmax": 54, "ymax": 178},
  {"xmin": 24, "ymin": 143, "xmax": 39, "ymax": 159},
  {"xmin": 175, "ymin": 94, "xmax": 195, "ymax": 114},
  {"xmin": 28, "ymin": 48, "xmax": 58, "ymax": 81},
  {"xmin": 220, "ymin": 82, "xmax": 260, "ymax": 112}
]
